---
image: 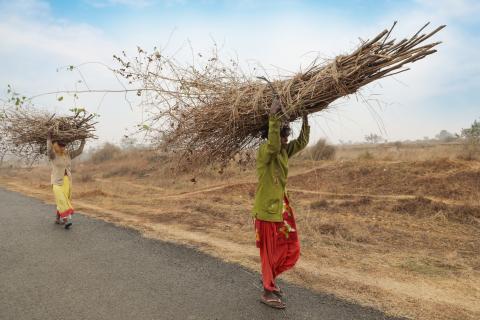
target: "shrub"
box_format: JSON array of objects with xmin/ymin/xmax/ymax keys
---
[
  {"xmin": 357, "ymin": 150, "xmax": 374, "ymax": 160},
  {"xmin": 102, "ymin": 165, "xmax": 132, "ymax": 178},
  {"xmin": 458, "ymin": 120, "xmax": 480, "ymax": 161},
  {"xmin": 458, "ymin": 139, "xmax": 480, "ymax": 161},
  {"xmin": 77, "ymin": 172, "xmax": 94, "ymax": 183},
  {"xmin": 305, "ymin": 139, "xmax": 336, "ymax": 161},
  {"xmin": 90, "ymin": 143, "xmax": 122, "ymax": 164},
  {"xmin": 310, "ymin": 199, "xmax": 329, "ymax": 210}
]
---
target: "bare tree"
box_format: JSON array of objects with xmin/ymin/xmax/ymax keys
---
[{"xmin": 365, "ymin": 133, "xmax": 383, "ymax": 144}]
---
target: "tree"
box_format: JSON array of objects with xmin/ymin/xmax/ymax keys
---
[
  {"xmin": 461, "ymin": 120, "xmax": 480, "ymax": 140},
  {"xmin": 365, "ymin": 133, "xmax": 383, "ymax": 144},
  {"xmin": 120, "ymin": 135, "xmax": 138, "ymax": 150},
  {"xmin": 459, "ymin": 119, "xmax": 480, "ymax": 160},
  {"xmin": 435, "ymin": 130, "xmax": 456, "ymax": 142}
]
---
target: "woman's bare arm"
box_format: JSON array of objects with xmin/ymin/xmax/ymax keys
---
[
  {"xmin": 46, "ymin": 132, "xmax": 55, "ymax": 160},
  {"xmin": 70, "ymin": 139, "xmax": 86, "ymax": 159}
]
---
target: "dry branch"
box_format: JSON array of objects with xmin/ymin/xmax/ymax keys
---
[
  {"xmin": 0, "ymin": 107, "xmax": 97, "ymax": 163},
  {"xmin": 114, "ymin": 22, "xmax": 445, "ymax": 167}
]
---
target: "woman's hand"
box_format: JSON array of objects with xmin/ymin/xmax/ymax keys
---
[
  {"xmin": 46, "ymin": 130, "xmax": 55, "ymax": 159},
  {"xmin": 302, "ymin": 113, "xmax": 309, "ymax": 126},
  {"xmin": 71, "ymin": 138, "xmax": 86, "ymax": 159},
  {"xmin": 269, "ymin": 97, "xmax": 283, "ymax": 116}
]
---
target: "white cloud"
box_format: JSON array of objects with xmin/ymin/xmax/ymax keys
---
[
  {"xmin": 0, "ymin": 0, "xmax": 478, "ymax": 145},
  {"xmin": 83, "ymin": 0, "xmax": 193, "ymax": 8},
  {"xmin": 415, "ymin": 0, "xmax": 480, "ymax": 20},
  {"xmin": 0, "ymin": 0, "xmax": 142, "ymax": 145},
  {"xmin": 0, "ymin": 0, "xmax": 51, "ymax": 17}
]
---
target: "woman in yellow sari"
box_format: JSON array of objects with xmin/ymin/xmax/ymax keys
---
[{"xmin": 47, "ymin": 132, "xmax": 85, "ymax": 229}]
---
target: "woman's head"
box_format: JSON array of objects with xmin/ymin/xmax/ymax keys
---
[
  {"xmin": 52, "ymin": 141, "xmax": 66, "ymax": 154},
  {"xmin": 261, "ymin": 122, "xmax": 291, "ymax": 145},
  {"xmin": 280, "ymin": 124, "xmax": 291, "ymax": 145}
]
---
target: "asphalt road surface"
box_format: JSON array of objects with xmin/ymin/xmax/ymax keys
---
[{"xmin": 0, "ymin": 187, "xmax": 402, "ymax": 320}]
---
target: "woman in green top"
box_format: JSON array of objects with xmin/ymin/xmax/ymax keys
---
[{"xmin": 253, "ymin": 98, "xmax": 310, "ymax": 309}]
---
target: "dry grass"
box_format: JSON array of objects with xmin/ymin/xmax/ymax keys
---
[
  {"xmin": 336, "ymin": 142, "xmax": 465, "ymax": 161},
  {"xmin": 0, "ymin": 142, "xmax": 479, "ymax": 320}
]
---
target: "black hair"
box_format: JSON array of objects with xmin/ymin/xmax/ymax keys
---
[
  {"xmin": 281, "ymin": 126, "xmax": 291, "ymax": 138},
  {"xmin": 54, "ymin": 141, "xmax": 67, "ymax": 147},
  {"xmin": 261, "ymin": 125, "xmax": 269, "ymax": 139},
  {"xmin": 260, "ymin": 122, "xmax": 291, "ymax": 140}
]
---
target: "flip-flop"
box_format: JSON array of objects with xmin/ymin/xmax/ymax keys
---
[
  {"xmin": 260, "ymin": 294, "xmax": 286, "ymax": 309},
  {"xmin": 259, "ymin": 279, "xmax": 283, "ymax": 297},
  {"xmin": 272, "ymin": 288, "xmax": 284, "ymax": 297}
]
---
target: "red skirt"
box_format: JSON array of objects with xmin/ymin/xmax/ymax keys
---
[{"xmin": 255, "ymin": 196, "xmax": 300, "ymax": 291}]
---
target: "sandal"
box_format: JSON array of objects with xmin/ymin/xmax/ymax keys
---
[
  {"xmin": 259, "ymin": 279, "xmax": 283, "ymax": 297},
  {"xmin": 260, "ymin": 293, "xmax": 286, "ymax": 309},
  {"xmin": 272, "ymin": 287, "xmax": 283, "ymax": 297}
]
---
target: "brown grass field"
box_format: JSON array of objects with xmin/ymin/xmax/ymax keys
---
[{"xmin": 0, "ymin": 142, "xmax": 479, "ymax": 320}]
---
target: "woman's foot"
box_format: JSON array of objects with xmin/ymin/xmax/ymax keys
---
[
  {"xmin": 62, "ymin": 217, "xmax": 72, "ymax": 229},
  {"xmin": 272, "ymin": 287, "xmax": 283, "ymax": 297},
  {"xmin": 259, "ymin": 278, "xmax": 283, "ymax": 297},
  {"xmin": 55, "ymin": 213, "xmax": 62, "ymax": 224},
  {"xmin": 260, "ymin": 290, "xmax": 286, "ymax": 309}
]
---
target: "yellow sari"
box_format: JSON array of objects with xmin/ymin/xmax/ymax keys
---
[{"xmin": 53, "ymin": 175, "xmax": 74, "ymax": 219}]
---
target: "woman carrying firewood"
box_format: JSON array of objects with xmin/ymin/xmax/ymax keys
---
[
  {"xmin": 253, "ymin": 98, "xmax": 310, "ymax": 309},
  {"xmin": 47, "ymin": 132, "xmax": 85, "ymax": 229}
]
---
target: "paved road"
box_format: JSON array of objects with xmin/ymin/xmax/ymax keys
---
[{"xmin": 0, "ymin": 188, "xmax": 401, "ymax": 320}]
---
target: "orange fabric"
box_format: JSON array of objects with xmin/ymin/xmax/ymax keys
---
[{"xmin": 255, "ymin": 196, "xmax": 300, "ymax": 291}]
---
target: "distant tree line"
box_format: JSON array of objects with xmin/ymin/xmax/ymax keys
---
[{"xmin": 360, "ymin": 118, "xmax": 480, "ymax": 144}]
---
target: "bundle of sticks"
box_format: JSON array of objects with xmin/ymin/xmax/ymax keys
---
[
  {"xmin": 0, "ymin": 107, "xmax": 97, "ymax": 163},
  {"xmin": 115, "ymin": 22, "xmax": 444, "ymax": 166}
]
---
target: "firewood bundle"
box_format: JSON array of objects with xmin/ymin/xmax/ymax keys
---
[
  {"xmin": 117, "ymin": 23, "xmax": 444, "ymax": 166},
  {"xmin": 0, "ymin": 107, "xmax": 97, "ymax": 163}
]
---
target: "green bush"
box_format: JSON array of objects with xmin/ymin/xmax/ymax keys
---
[{"xmin": 458, "ymin": 119, "xmax": 480, "ymax": 161}]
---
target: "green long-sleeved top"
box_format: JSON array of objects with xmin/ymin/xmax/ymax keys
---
[{"xmin": 252, "ymin": 115, "xmax": 310, "ymax": 222}]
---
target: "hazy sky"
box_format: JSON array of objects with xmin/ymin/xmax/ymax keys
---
[{"xmin": 0, "ymin": 0, "xmax": 479, "ymax": 145}]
